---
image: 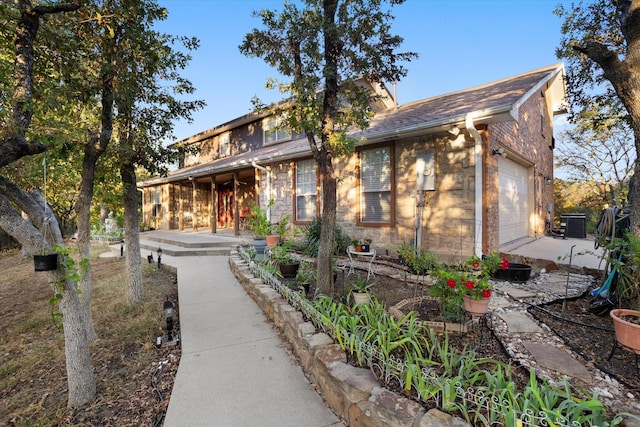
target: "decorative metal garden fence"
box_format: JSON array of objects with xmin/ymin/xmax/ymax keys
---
[{"xmin": 238, "ymin": 247, "xmax": 584, "ymax": 427}]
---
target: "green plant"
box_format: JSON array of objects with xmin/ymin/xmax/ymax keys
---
[
  {"xmin": 431, "ymin": 268, "xmax": 491, "ymax": 300},
  {"xmin": 468, "ymin": 250, "xmax": 509, "ymax": 278},
  {"xmin": 396, "ymin": 244, "xmax": 439, "ymax": 276},
  {"xmin": 246, "ymin": 200, "xmax": 273, "ymax": 239},
  {"xmin": 300, "ymin": 216, "xmax": 350, "ymax": 256},
  {"xmin": 269, "ymin": 243, "xmax": 298, "ymax": 265},
  {"xmin": 351, "ymin": 237, "xmax": 372, "ymax": 245},
  {"xmin": 605, "ymin": 233, "xmax": 640, "ymax": 309},
  {"xmin": 295, "ymin": 261, "xmax": 316, "ymax": 286},
  {"xmin": 47, "ymin": 244, "xmax": 89, "ymax": 330},
  {"xmin": 350, "ymin": 275, "xmax": 374, "ymax": 293},
  {"xmin": 274, "ymin": 214, "xmax": 291, "ymax": 239}
]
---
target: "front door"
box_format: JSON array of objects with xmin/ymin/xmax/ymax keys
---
[{"xmin": 217, "ymin": 185, "xmax": 234, "ymax": 228}]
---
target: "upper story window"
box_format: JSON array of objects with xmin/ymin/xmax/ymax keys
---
[
  {"xmin": 359, "ymin": 146, "xmax": 393, "ymax": 224},
  {"xmin": 295, "ymin": 159, "xmax": 317, "ymax": 222},
  {"xmin": 220, "ymin": 132, "xmax": 231, "ymax": 157},
  {"xmin": 263, "ymin": 115, "xmax": 292, "ymax": 144}
]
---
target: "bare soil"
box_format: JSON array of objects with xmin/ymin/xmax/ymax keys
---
[
  {"xmin": 365, "ymin": 265, "xmax": 640, "ymax": 396},
  {"xmin": 5, "ymin": 246, "xmax": 637, "ymax": 426},
  {"xmin": 528, "ymin": 294, "xmax": 640, "ymax": 392},
  {"xmin": 0, "ymin": 248, "xmax": 180, "ymax": 427}
]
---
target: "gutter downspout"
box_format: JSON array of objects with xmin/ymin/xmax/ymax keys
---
[
  {"xmin": 465, "ymin": 114, "xmax": 483, "ymax": 258},
  {"xmin": 251, "ymin": 161, "xmax": 271, "ymax": 222}
]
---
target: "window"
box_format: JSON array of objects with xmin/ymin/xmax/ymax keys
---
[
  {"xmin": 219, "ymin": 132, "xmax": 231, "ymax": 157},
  {"xmin": 152, "ymin": 187, "xmax": 162, "ymax": 217},
  {"xmin": 359, "ymin": 146, "xmax": 392, "ymax": 224},
  {"xmin": 263, "ymin": 116, "xmax": 291, "ymax": 144},
  {"xmin": 295, "ymin": 159, "xmax": 317, "ymax": 221}
]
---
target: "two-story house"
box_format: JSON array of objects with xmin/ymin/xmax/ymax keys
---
[{"xmin": 140, "ymin": 63, "xmax": 566, "ymax": 263}]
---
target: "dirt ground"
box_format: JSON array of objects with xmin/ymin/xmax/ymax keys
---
[
  {"xmin": 4, "ymin": 245, "xmax": 638, "ymax": 425},
  {"xmin": 0, "ymin": 248, "xmax": 180, "ymax": 427},
  {"xmin": 361, "ymin": 263, "xmax": 640, "ymax": 396}
]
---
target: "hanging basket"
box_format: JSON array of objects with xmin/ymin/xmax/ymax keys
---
[{"xmin": 34, "ymin": 253, "xmax": 58, "ymax": 272}]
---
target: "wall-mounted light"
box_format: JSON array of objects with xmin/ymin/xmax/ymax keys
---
[
  {"xmin": 491, "ymin": 147, "xmax": 507, "ymax": 157},
  {"xmin": 188, "ymin": 175, "xmax": 194, "ymax": 181},
  {"xmin": 448, "ymin": 125, "xmax": 460, "ymax": 136},
  {"xmin": 544, "ymin": 176, "xmax": 553, "ymax": 185}
]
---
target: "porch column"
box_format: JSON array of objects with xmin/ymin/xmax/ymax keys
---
[
  {"xmin": 192, "ymin": 179, "xmax": 198, "ymax": 232},
  {"xmin": 178, "ymin": 184, "xmax": 184, "ymax": 231},
  {"xmin": 233, "ymin": 172, "xmax": 240, "ymax": 236},
  {"xmin": 210, "ymin": 176, "xmax": 217, "ymax": 234}
]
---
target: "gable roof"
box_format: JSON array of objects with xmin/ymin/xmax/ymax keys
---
[
  {"xmin": 143, "ymin": 63, "xmax": 565, "ymax": 185},
  {"xmin": 352, "ymin": 63, "xmax": 565, "ymax": 143}
]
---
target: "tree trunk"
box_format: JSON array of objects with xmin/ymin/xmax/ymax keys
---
[
  {"xmin": 75, "ymin": 135, "xmax": 101, "ymax": 342},
  {"xmin": 121, "ymin": 161, "xmax": 144, "ymax": 305},
  {"xmin": 56, "ymin": 269, "xmax": 96, "ymax": 407},
  {"xmin": 74, "ymin": 68, "xmax": 114, "ymax": 340},
  {"xmin": 315, "ymin": 150, "xmax": 337, "ymax": 295},
  {"xmin": 2, "ymin": 0, "xmax": 92, "ymax": 408}
]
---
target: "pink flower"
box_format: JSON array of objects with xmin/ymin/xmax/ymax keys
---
[
  {"xmin": 465, "ymin": 280, "xmax": 475, "ymax": 290},
  {"xmin": 482, "ymin": 289, "xmax": 491, "ymax": 298},
  {"xmin": 447, "ymin": 279, "xmax": 456, "ymax": 288},
  {"xmin": 500, "ymin": 258, "xmax": 510, "ymax": 270}
]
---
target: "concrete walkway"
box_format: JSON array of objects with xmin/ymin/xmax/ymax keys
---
[
  {"xmin": 120, "ymin": 231, "xmax": 609, "ymax": 426},
  {"xmin": 162, "ymin": 254, "xmax": 341, "ymax": 427}
]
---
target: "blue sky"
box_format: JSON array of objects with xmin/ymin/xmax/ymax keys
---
[{"xmin": 156, "ymin": 0, "xmax": 567, "ymax": 142}]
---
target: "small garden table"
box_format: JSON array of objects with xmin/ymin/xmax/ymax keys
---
[{"xmin": 346, "ymin": 245, "xmax": 376, "ymax": 279}]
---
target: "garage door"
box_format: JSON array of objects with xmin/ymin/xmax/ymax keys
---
[{"xmin": 498, "ymin": 157, "xmax": 530, "ymax": 244}]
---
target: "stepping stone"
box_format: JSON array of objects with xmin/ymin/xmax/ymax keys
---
[
  {"xmin": 498, "ymin": 312, "xmax": 544, "ymax": 333},
  {"xmin": 501, "ymin": 286, "xmax": 537, "ymax": 300},
  {"xmin": 523, "ymin": 341, "xmax": 592, "ymax": 383},
  {"xmin": 487, "ymin": 295, "xmax": 513, "ymax": 310}
]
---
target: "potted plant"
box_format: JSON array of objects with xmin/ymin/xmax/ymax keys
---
[
  {"xmin": 610, "ymin": 309, "xmax": 640, "ymax": 354},
  {"xmin": 430, "ymin": 264, "xmax": 492, "ymax": 317},
  {"xmin": 295, "ymin": 260, "xmax": 316, "ymax": 293},
  {"xmin": 274, "ymin": 214, "xmax": 291, "ymax": 242},
  {"xmin": 350, "ymin": 275, "xmax": 375, "ymax": 305},
  {"xmin": 604, "ymin": 233, "xmax": 640, "ymax": 352},
  {"xmin": 246, "ymin": 201, "xmax": 272, "ymax": 258},
  {"xmin": 351, "ymin": 237, "xmax": 372, "ymax": 253},
  {"xmin": 479, "ymin": 250, "xmax": 531, "ymax": 282},
  {"xmin": 269, "ymin": 243, "xmax": 299, "ymax": 278},
  {"xmin": 458, "ymin": 276, "xmax": 492, "ymax": 316},
  {"xmin": 34, "ymin": 251, "xmax": 58, "ymax": 272}
]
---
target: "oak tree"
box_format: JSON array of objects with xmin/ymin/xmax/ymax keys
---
[
  {"xmin": 240, "ymin": 0, "xmax": 416, "ymax": 293},
  {"xmin": 556, "ymin": 0, "xmax": 640, "ymax": 232}
]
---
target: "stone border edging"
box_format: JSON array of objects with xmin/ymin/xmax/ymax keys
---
[{"xmin": 228, "ymin": 251, "xmax": 469, "ymax": 427}]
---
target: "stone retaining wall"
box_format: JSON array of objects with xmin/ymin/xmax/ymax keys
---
[{"xmin": 229, "ymin": 252, "xmax": 470, "ymax": 427}]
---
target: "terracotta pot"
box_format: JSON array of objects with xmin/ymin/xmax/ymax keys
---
[
  {"xmin": 34, "ymin": 254, "xmax": 58, "ymax": 272},
  {"xmin": 463, "ymin": 295, "xmax": 490, "ymax": 316},
  {"xmin": 265, "ymin": 235, "xmax": 279, "ymax": 247},
  {"xmin": 354, "ymin": 245, "xmax": 362, "ymax": 253},
  {"xmin": 610, "ymin": 309, "xmax": 640, "ymax": 354}
]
